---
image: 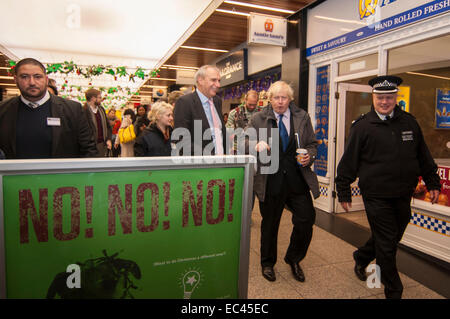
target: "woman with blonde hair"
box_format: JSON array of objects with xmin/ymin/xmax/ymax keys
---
[{"xmin": 134, "ymin": 101, "xmax": 173, "ymax": 156}]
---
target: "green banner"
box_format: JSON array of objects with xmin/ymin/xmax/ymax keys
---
[{"xmin": 2, "ymin": 167, "xmax": 244, "ymax": 299}]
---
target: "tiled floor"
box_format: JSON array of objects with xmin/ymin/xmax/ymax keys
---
[
  {"xmin": 247, "ymin": 203, "xmax": 445, "ymax": 299},
  {"xmin": 335, "ymin": 210, "xmax": 370, "ymax": 230}
]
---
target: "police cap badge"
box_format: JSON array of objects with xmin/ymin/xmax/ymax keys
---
[{"xmin": 368, "ymin": 75, "xmax": 403, "ymax": 93}]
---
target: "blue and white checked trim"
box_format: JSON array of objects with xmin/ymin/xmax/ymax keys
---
[
  {"xmin": 319, "ymin": 185, "xmax": 328, "ymax": 197},
  {"xmin": 410, "ymin": 212, "xmax": 450, "ymax": 237},
  {"xmin": 351, "ymin": 186, "xmax": 361, "ymax": 197}
]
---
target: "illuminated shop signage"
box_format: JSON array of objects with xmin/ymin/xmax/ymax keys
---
[
  {"xmin": 216, "ymin": 49, "xmax": 247, "ymax": 87},
  {"xmin": 248, "ymin": 13, "xmax": 287, "ymax": 47},
  {"xmin": 359, "ymin": 0, "xmax": 398, "ymax": 20},
  {"xmin": 307, "ymin": 0, "xmax": 449, "ymax": 56}
]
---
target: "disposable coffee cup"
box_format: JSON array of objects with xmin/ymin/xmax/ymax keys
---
[{"xmin": 297, "ymin": 148, "xmax": 308, "ymax": 166}]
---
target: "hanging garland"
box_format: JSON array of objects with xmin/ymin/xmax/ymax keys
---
[
  {"xmin": 60, "ymin": 84, "xmax": 139, "ymax": 100},
  {"xmin": 7, "ymin": 59, "xmax": 156, "ymax": 108},
  {"xmin": 7, "ymin": 60, "xmax": 160, "ymax": 82}
]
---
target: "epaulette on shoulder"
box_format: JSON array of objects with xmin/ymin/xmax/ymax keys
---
[{"xmin": 351, "ymin": 113, "xmax": 366, "ymax": 127}]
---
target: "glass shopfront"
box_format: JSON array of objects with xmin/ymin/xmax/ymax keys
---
[
  {"xmin": 388, "ymin": 35, "xmax": 450, "ymax": 160},
  {"xmin": 306, "ymin": 0, "xmax": 449, "ymax": 262}
]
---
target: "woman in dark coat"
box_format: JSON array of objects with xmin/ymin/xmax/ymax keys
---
[{"xmin": 134, "ymin": 101, "xmax": 173, "ymax": 157}]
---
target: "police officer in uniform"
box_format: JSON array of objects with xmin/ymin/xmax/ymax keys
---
[{"xmin": 335, "ymin": 75, "xmax": 441, "ymax": 299}]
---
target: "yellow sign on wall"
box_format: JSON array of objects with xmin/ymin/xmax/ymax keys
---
[{"xmin": 397, "ymin": 85, "xmax": 410, "ymax": 112}]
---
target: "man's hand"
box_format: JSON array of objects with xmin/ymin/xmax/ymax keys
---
[
  {"xmin": 429, "ymin": 189, "xmax": 440, "ymax": 204},
  {"xmin": 297, "ymin": 153, "xmax": 311, "ymax": 167},
  {"xmin": 255, "ymin": 141, "xmax": 270, "ymax": 152},
  {"xmin": 106, "ymin": 140, "xmax": 112, "ymax": 150},
  {"xmin": 340, "ymin": 202, "xmax": 352, "ymax": 212}
]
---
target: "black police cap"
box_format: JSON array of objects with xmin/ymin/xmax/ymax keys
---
[{"xmin": 368, "ymin": 75, "xmax": 403, "ymax": 93}]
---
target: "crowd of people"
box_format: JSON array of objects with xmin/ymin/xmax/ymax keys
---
[{"xmin": 0, "ymin": 58, "xmax": 442, "ymax": 299}]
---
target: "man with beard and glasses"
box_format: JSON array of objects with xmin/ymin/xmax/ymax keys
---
[
  {"xmin": 0, "ymin": 58, "xmax": 97, "ymax": 159},
  {"xmin": 83, "ymin": 88, "xmax": 112, "ymax": 157}
]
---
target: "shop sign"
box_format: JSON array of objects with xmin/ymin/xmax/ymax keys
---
[
  {"xmin": 152, "ymin": 87, "xmax": 167, "ymax": 99},
  {"xmin": 176, "ymin": 69, "xmax": 196, "ymax": 85},
  {"xmin": 216, "ymin": 49, "xmax": 247, "ymax": 87},
  {"xmin": 307, "ymin": 0, "xmax": 450, "ymax": 57},
  {"xmin": 436, "ymin": 88, "xmax": 450, "ymax": 129},
  {"xmin": 2, "ymin": 167, "xmax": 244, "ymax": 298},
  {"xmin": 248, "ymin": 13, "xmax": 287, "ymax": 47},
  {"xmin": 314, "ymin": 65, "xmax": 330, "ymax": 178}
]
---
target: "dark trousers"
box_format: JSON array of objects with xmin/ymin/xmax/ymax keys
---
[
  {"xmin": 355, "ymin": 196, "xmax": 412, "ymax": 299},
  {"xmin": 259, "ymin": 186, "xmax": 316, "ymax": 267}
]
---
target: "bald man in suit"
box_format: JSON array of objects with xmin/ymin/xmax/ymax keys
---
[
  {"xmin": 173, "ymin": 65, "xmax": 227, "ymax": 156},
  {"xmin": 0, "ymin": 58, "xmax": 97, "ymax": 159}
]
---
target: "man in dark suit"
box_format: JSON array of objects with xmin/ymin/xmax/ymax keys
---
[
  {"xmin": 249, "ymin": 81, "xmax": 320, "ymax": 283},
  {"xmin": 173, "ymin": 65, "xmax": 226, "ymax": 155},
  {"xmin": 83, "ymin": 88, "xmax": 112, "ymax": 157},
  {"xmin": 0, "ymin": 58, "xmax": 97, "ymax": 159}
]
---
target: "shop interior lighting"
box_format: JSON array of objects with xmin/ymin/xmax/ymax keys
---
[
  {"xmin": 161, "ymin": 65, "xmax": 199, "ymax": 70},
  {"xmin": 215, "ymin": 9, "xmax": 250, "ymax": 17},
  {"xmin": 149, "ymin": 78, "xmax": 177, "ymax": 81},
  {"xmin": 142, "ymin": 85, "xmax": 168, "ymax": 88},
  {"xmin": 314, "ymin": 15, "xmax": 366, "ymax": 25},
  {"xmin": 180, "ymin": 45, "xmax": 229, "ymax": 53},
  {"xmin": 0, "ymin": 75, "xmax": 14, "ymax": 80},
  {"xmin": 223, "ymin": 1, "xmax": 295, "ymax": 14},
  {"xmin": 406, "ymin": 71, "xmax": 450, "ymax": 81},
  {"xmin": 163, "ymin": 67, "xmax": 199, "ymax": 72}
]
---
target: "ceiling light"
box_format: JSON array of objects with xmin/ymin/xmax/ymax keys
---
[
  {"xmin": 180, "ymin": 45, "xmax": 228, "ymax": 53},
  {"xmin": 149, "ymin": 78, "xmax": 177, "ymax": 81},
  {"xmin": 168, "ymin": 67, "xmax": 199, "ymax": 72},
  {"xmin": 315, "ymin": 15, "xmax": 366, "ymax": 25},
  {"xmin": 142, "ymin": 85, "xmax": 168, "ymax": 88},
  {"xmin": 406, "ymin": 72, "xmax": 450, "ymax": 81},
  {"xmin": 161, "ymin": 64, "xmax": 199, "ymax": 70},
  {"xmin": 215, "ymin": 9, "xmax": 250, "ymax": 17},
  {"xmin": 0, "ymin": 75, "xmax": 14, "ymax": 80},
  {"xmin": 223, "ymin": 1, "xmax": 295, "ymax": 14}
]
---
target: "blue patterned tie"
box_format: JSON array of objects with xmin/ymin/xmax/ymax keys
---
[{"xmin": 278, "ymin": 114, "xmax": 289, "ymax": 152}]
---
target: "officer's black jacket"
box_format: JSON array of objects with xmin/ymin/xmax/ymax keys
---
[{"xmin": 336, "ymin": 105, "xmax": 440, "ymax": 202}]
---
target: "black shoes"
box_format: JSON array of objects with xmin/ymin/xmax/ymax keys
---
[
  {"xmin": 284, "ymin": 257, "xmax": 305, "ymax": 282},
  {"xmin": 262, "ymin": 266, "xmax": 276, "ymax": 282},
  {"xmin": 353, "ymin": 252, "xmax": 367, "ymax": 281}
]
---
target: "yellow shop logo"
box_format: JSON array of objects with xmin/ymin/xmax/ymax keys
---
[{"xmin": 359, "ymin": 0, "xmax": 397, "ymax": 20}]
